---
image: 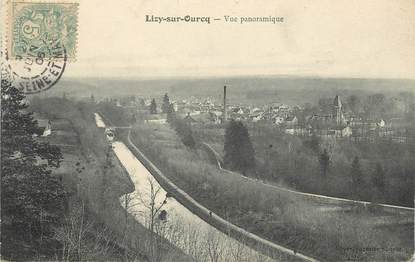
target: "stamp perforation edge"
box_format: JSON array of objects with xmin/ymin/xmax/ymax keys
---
[{"xmin": 5, "ymin": 0, "xmax": 79, "ymax": 62}]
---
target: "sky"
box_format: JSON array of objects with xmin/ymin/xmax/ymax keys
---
[{"xmin": 65, "ymin": 0, "xmax": 415, "ymax": 79}]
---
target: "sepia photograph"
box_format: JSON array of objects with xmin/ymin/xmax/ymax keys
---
[{"xmin": 1, "ymin": 0, "xmax": 414, "ymax": 261}]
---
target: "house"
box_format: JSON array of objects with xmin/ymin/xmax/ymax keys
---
[
  {"xmin": 251, "ymin": 107, "xmax": 262, "ymax": 114},
  {"xmin": 285, "ymin": 116, "xmax": 298, "ymax": 126},
  {"xmin": 377, "ymin": 119, "xmax": 386, "ymax": 128},
  {"xmin": 209, "ymin": 111, "xmax": 223, "ymax": 124},
  {"xmin": 37, "ymin": 119, "xmax": 52, "ymax": 137},
  {"xmin": 273, "ymin": 116, "xmax": 285, "ymax": 125},
  {"xmin": 285, "ymin": 126, "xmax": 311, "ymax": 136},
  {"xmin": 334, "ymin": 126, "xmax": 352, "ymax": 137},
  {"xmin": 249, "ymin": 108, "xmax": 265, "ymax": 122},
  {"xmin": 232, "ymin": 107, "xmax": 244, "ymax": 115},
  {"xmin": 171, "ymin": 101, "xmax": 179, "ymax": 112},
  {"xmin": 145, "ymin": 114, "xmax": 167, "ymax": 124},
  {"xmin": 318, "ymin": 126, "xmax": 352, "ymax": 138},
  {"xmin": 251, "ymin": 114, "xmax": 264, "ymax": 122},
  {"xmin": 285, "ymin": 128, "xmax": 295, "ymax": 135},
  {"xmin": 144, "ymin": 99, "xmax": 152, "ymax": 106}
]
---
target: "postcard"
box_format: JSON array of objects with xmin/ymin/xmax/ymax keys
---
[{"xmin": 1, "ymin": 0, "xmax": 414, "ymax": 261}]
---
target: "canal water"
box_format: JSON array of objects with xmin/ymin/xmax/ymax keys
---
[
  {"xmin": 94, "ymin": 113, "xmax": 275, "ymax": 262},
  {"xmin": 94, "ymin": 113, "xmax": 106, "ymax": 128}
]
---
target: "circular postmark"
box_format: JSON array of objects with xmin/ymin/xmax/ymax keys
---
[{"xmin": 2, "ymin": 41, "xmax": 67, "ymax": 94}]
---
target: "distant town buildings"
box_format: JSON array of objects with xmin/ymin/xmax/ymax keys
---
[
  {"xmin": 305, "ymin": 95, "xmax": 352, "ymax": 138},
  {"xmin": 112, "ymin": 88, "xmax": 413, "ymax": 144}
]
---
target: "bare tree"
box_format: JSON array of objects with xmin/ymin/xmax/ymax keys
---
[
  {"xmin": 137, "ymin": 178, "xmax": 171, "ymax": 261},
  {"xmin": 205, "ymin": 230, "xmax": 225, "ymax": 262},
  {"xmin": 138, "ymin": 178, "xmax": 169, "ymax": 233},
  {"xmin": 181, "ymin": 224, "xmax": 204, "ymax": 261},
  {"xmin": 55, "ymin": 201, "xmax": 115, "ymax": 261},
  {"xmin": 227, "ymin": 235, "xmax": 247, "ymax": 262},
  {"xmin": 126, "ymin": 178, "xmax": 275, "ymax": 262}
]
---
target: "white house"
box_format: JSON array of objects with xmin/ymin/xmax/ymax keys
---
[
  {"xmin": 273, "ymin": 116, "xmax": 285, "ymax": 125},
  {"xmin": 36, "ymin": 119, "xmax": 52, "ymax": 137},
  {"xmin": 377, "ymin": 119, "xmax": 386, "ymax": 128},
  {"xmin": 145, "ymin": 114, "xmax": 167, "ymax": 124}
]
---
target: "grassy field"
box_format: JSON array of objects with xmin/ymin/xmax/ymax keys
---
[
  {"xmin": 128, "ymin": 121, "xmax": 414, "ymax": 261},
  {"xmin": 192, "ymin": 121, "xmax": 414, "ymax": 207}
]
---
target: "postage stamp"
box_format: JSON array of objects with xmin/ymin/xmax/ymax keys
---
[
  {"xmin": 8, "ymin": 1, "xmax": 78, "ymax": 60},
  {"xmin": 2, "ymin": 1, "xmax": 78, "ymax": 94}
]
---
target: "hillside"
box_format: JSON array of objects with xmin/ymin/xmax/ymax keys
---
[{"xmin": 38, "ymin": 76, "xmax": 415, "ymax": 106}]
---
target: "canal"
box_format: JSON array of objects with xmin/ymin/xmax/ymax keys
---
[{"xmin": 94, "ymin": 113, "xmax": 276, "ymax": 262}]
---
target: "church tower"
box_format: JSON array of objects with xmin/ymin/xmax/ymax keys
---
[{"xmin": 333, "ymin": 95, "xmax": 343, "ymax": 125}]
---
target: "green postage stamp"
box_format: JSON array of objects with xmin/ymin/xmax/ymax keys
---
[{"xmin": 8, "ymin": 1, "xmax": 79, "ymax": 60}]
